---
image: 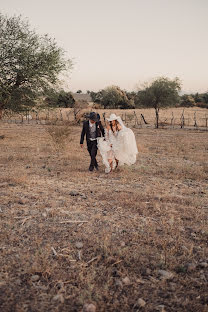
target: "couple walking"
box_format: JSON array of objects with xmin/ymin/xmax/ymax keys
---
[{"xmin": 80, "ymin": 112, "xmax": 138, "ymax": 173}]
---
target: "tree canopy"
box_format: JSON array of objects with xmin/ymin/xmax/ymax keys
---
[
  {"xmin": 136, "ymin": 77, "xmax": 181, "ymax": 128},
  {"xmin": 44, "ymin": 89, "xmax": 75, "ymax": 108},
  {"xmin": 0, "ymin": 13, "xmax": 72, "ymax": 113},
  {"xmin": 90, "ymin": 86, "xmax": 133, "ymax": 109}
]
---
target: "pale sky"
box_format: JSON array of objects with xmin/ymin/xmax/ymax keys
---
[{"xmin": 1, "ymin": 0, "xmax": 208, "ymax": 93}]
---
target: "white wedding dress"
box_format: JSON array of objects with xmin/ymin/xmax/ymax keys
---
[{"xmin": 97, "ymin": 117, "xmax": 138, "ymax": 172}]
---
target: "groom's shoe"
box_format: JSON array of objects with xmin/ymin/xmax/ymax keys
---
[
  {"xmin": 95, "ymin": 165, "xmax": 99, "ymax": 171},
  {"xmin": 89, "ymin": 166, "xmax": 94, "ymax": 172}
]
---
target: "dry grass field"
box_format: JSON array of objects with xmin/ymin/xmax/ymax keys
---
[{"xmin": 0, "ymin": 112, "xmax": 208, "ymax": 311}]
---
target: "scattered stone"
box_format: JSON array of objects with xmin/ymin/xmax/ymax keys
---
[
  {"xmin": 158, "ymin": 270, "xmax": 174, "ymax": 280},
  {"xmin": 186, "ymin": 263, "xmax": 196, "ymax": 272},
  {"xmin": 122, "ymin": 276, "xmax": 131, "ymax": 285},
  {"xmin": 53, "ymin": 294, "xmax": 64, "ymax": 303},
  {"xmin": 199, "ymin": 262, "xmax": 208, "ymax": 268},
  {"xmin": 18, "ymin": 199, "xmax": 26, "ymax": 205},
  {"xmin": 169, "ymin": 282, "xmax": 177, "ymax": 291},
  {"xmin": 42, "ymin": 212, "xmax": 47, "ymax": 218},
  {"xmin": 31, "ymin": 275, "xmax": 40, "ymax": 282},
  {"xmin": 200, "ymin": 273, "xmax": 206, "ymax": 281},
  {"xmin": 120, "ymin": 241, "xmax": 126, "ymax": 247},
  {"xmin": 156, "ymin": 305, "xmax": 166, "ymax": 312},
  {"xmin": 83, "ymin": 303, "xmax": 96, "ymax": 312},
  {"xmin": 115, "ymin": 279, "xmax": 123, "ymax": 287},
  {"xmin": 137, "ymin": 298, "xmax": 146, "ymax": 307},
  {"xmin": 136, "ymin": 278, "xmax": 145, "ymax": 284},
  {"xmin": 16, "ymin": 279, "xmax": 21, "ymax": 286},
  {"xmin": 75, "ymin": 242, "xmax": 83, "ymax": 249},
  {"xmin": 0, "ymin": 208, "xmax": 3, "ymax": 213},
  {"xmin": 69, "ymin": 191, "xmax": 80, "ymax": 196},
  {"xmin": 80, "ymin": 194, "xmax": 87, "ymax": 199},
  {"xmin": 146, "ymin": 268, "xmax": 151, "ymax": 275}
]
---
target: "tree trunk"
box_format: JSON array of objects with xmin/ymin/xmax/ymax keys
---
[{"xmin": 155, "ymin": 108, "xmax": 159, "ymax": 128}]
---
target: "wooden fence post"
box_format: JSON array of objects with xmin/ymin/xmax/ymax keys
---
[
  {"xmin": 194, "ymin": 112, "xmax": 198, "ymax": 128},
  {"xmin": 171, "ymin": 112, "xmax": 174, "ymax": 128},
  {"xmin": 180, "ymin": 109, "xmax": 185, "ymax": 128}
]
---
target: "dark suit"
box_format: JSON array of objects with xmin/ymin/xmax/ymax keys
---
[{"xmin": 80, "ymin": 120, "xmax": 105, "ymax": 170}]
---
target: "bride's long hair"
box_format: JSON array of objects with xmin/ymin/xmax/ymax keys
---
[{"xmin": 110, "ymin": 120, "xmax": 120, "ymax": 133}]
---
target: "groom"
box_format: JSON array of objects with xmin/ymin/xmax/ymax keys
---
[{"xmin": 80, "ymin": 112, "xmax": 105, "ymax": 171}]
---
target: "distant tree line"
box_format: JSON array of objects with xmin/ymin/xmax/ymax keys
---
[
  {"xmin": 89, "ymin": 86, "xmax": 208, "ymax": 110},
  {"xmin": 0, "ymin": 12, "xmax": 207, "ymax": 122},
  {"xmin": 180, "ymin": 93, "xmax": 208, "ymax": 109}
]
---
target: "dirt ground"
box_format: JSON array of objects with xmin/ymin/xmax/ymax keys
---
[{"xmin": 0, "ymin": 119, "xmax": 208, "ymax": 312}]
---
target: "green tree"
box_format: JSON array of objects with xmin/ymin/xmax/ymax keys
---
[
  {"xmin": 45, "ymin": 89, "xmax": 75, "ymax": 108},
  {"xmin": 136, "ymin": 77, "xmax": 181, "ymax": 128},
  {"xmin": 90, "ymin": 90, "xmax": 103, "ymax": 104},
  {"xmin": 180, "ymin": 94, "xmax": 195, "ymax": 107},
  {"xmin": 94, "ymin": 86, "xmax": 131, "ymax": 108},
  {"xmin": 0, "ymin": 13, "xmax": 72, "ymax": 114}
]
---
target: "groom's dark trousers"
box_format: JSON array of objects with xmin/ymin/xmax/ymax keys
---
[
  {"xmin": 80, "ymin": 120, "xmax": 104, "ymax": 170},
  {"xmin": 87, "ymin": 140, "xmax": 98, "ymax": 169}
]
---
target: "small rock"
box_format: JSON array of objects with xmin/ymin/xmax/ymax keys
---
[
  {"xmin": 53, "ymin": 294, "xmax": 64, "ymax": 303},
  {"xmin": 31, "ymin": 275, "xmax": 40, "ymax": 282},
  {"xmin": 69, "ymin": 191, "xmax": 80, "ymax": 196},
  {"xmin": 146, "ymin": 268, "xmax": 151, "ymax": 275},
  {"xmin": 80, "ymin": 194, "xmax": 87, "ymax": 199},
  {"xmin": 75, "ymin": 242, "xmax": 83, "ymax": 249},
  {"xmin": 136, "ymin": 278, "xmax": 145, "ymax": 284},
  {"xmin": 137, "ymin": 298, "xmax": 146, "ymax": 307},
  {"xmin": 200, "ymin": 273, "xmax": 206, "ymax": 281},
  {"xmin": 199, "ymin": 262, "xmax": 208, "ymax": 268},
  {"xmin": 115, "ymin": 279, "xmax": 123, "ymax": 287},
  {"xmin": 83, "ymin": 303, "xmax": 96, "ymax": 312},
  {"xmin": 18, "ymin": 199, "xmax": 26, "ymax": 205},
  {"xmin": 169, "ymin": 282, "xmax": 177, "ymax": 290},
  {"xmin": 156, "ymin": 305, "xmax": 166, "ymax": 312},
  {"xmin": 186, "ymin": 263, "xmax": 196, "ymax": 272},
  {"xmin": 122, "ymin": 276, "xmax": 131, "ymax": 285},
  {"xmin": 158, "ymin": 270, "xmax": 174, "ymax": 280},
  {"xmin": 16, "ymin": 279, "xmax": 21, "ymax": 286},
  {"xmin": 42, "ymin": 212, "xmax": 47, "ymax": 218},
  {"xmin": 120, "ymin": 241, "xmax": 125, "ymax": 247}
]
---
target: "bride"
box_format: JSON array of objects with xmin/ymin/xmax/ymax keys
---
[{"xmin": 97, "ymin": 113, "xmax": 138, "ymax": 173}]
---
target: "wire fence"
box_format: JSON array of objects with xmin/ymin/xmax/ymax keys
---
[{"xmin": 1, "ymin": 108, "xmax": 208, "ymax": 131}]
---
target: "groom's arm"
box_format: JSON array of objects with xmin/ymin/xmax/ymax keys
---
[
  {"xmin": 80, "ymin": 122, "xmax": 86, "ymax": 145},
  {"xmin": 99, "ymin": 121, "xmax": 105, "ymax": 137}
]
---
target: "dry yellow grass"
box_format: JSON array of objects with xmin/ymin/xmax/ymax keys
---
[{"xmin": 0, "ymin": 114, "xmax": 208, "ymax": 311}]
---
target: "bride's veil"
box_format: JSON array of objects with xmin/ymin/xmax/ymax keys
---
[{"xmin": 116, "ymin": 116, "xmax": 126, "ymax": 130}]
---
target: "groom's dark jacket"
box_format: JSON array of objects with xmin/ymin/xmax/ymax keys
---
[{"xmin": 80, "ymin": 120, "xmax": 105, "ymax": 145}]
